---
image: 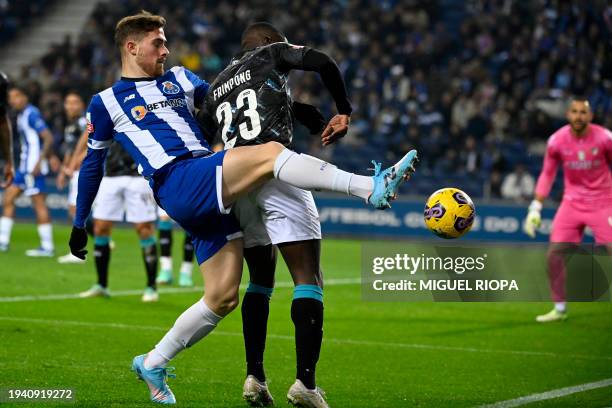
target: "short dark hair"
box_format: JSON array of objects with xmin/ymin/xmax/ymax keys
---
[
  {"xmin": 241, "ymin": 22, "xmax": 285, "ymax": 49},
  {"xmin": 9, "ymin": 84, "xmax": 29, "ymax": 98},
  {"xmin": 64, "ymin": 90, "xmax": 84, "ymax": 100},
  {"xmin": 115, "ymin": 10, "xmax": 166, "ymax": 49}
]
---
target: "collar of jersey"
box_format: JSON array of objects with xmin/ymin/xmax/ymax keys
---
[{"xmin": 120, "ymin": 76, "xmax": 157, "ymax": 82}]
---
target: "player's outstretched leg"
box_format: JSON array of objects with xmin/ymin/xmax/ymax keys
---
[
  {"xmin": 132, "ymin": 239, "xmax": 244, "ymax": 404},
  {"xmin": 221, "ymin": 142, "xmax": 418, "ymax": 210}
]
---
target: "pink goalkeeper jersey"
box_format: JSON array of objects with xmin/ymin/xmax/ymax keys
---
[{"xmin": 535, "ymin": 124, "xmax": 612, "ymax": 206}]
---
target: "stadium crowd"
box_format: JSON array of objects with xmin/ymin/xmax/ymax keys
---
[
  {"xmin": 8, "ymin": 0, "xmax": 612, "ymax": 200},
  {"xmin": 0, "ymin": 0, "xmax": 55, "ymax": 42}
]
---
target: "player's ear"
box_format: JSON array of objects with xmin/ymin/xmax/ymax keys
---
[{"xmin": 126, "ymin": 40, "xmax": 138, "ymax": 57}]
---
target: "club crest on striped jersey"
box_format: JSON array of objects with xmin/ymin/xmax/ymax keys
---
[
  {"xmin": 162, "ymin": 81, "xmax": 180, "ymax": 95},
  {"xmin": 131, "ymin": 105, "xmax": 147, "ymax": 121}
]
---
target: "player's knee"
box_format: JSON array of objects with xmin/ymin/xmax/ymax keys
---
[
  {"xmin": 209, "ymin": 293, "xmax": 239, "ymax": 316},
  {"xmin": 94, "ymin": 222, "xmax": 112, "ymax": 236},
  {"xmin": 135, "ymin": 222, "xmax": 154, "ymax": 239},
  {"xmin": 261, "ymin": 141, "xmax": 285, "ymax": 160}
]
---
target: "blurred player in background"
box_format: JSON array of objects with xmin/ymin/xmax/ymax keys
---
[
  {"xmin": 524, "ymin": 97, "xmax": 612, "ymax": 322},
  {"xmin": 56, "ymin": 91, "xmax": 88, "ymax": 263},
  {"xmin": 199, "ymin": 22, "xmax": 353, "ymax": 407},
  {"xmin": 156, "ymin": 209, "xmax": 195, "ymax": 287},
  {"xmin": 0, "ymin": 72, "xmax": 15, "ymax": 188},
  {"xmin": 71, "ymin": 131, "xmax": 160, "ymax": 302},
  {"xmin": 0, "ymin": 85, "xmax": 54, "ymax": 256}
]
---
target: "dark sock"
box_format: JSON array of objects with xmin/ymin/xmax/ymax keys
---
[
  {"xmin": 242, "ymin": 289, "xmax": 272, "ymax": 382},
  {"xmin": 183, "ymin": 235, "xmax": 194, "ymax": 263},
  {"xmin": 141, "ymin": 239, "xmax": 158, "ymax": 289},
  {"xmin": 94, "ymin": 238, "xmax": 111, "ymax": 288},
  {"xmin": 291, "ymin": 297, "xmax": 324, "ymax": 390},
  {"xmin": 158, "ymin": 228, "xmax": 172, "ymax": 258}
]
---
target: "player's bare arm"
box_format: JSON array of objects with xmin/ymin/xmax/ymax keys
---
[
  {"xmin": 32, "ymin": 128, "xmax": 54, "ymax": 176},
  {"xmin": 0, "ymin": 114, "xmax": 14, "ymax": 188}
]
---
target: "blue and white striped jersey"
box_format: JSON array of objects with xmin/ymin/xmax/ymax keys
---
[
  {"xmin": 86, "ymin": 66, "xmax": 211, "ymax": 177},
  {"xmin": 16, "ymin": 104, "xmax": 49, "ymax": 174}
]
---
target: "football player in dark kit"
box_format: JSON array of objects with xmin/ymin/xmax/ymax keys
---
[
  {"xmin": 0, "ymin": 71, "xmax": 15, "ymax": 188},
  {"xmin": 199, "ymin": 22, "xmax": 361, "ymax": 408}
]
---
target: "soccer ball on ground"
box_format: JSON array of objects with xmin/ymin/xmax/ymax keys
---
[{"xmin": 424, "ymin": 188, "xmax": 475, "ymax": 239}]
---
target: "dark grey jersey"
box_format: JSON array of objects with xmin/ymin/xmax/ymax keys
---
[
  {"xmin": 60, "ymin": 116, "xmax": 87, "ymax": 159},
  {"xmin": 201, "ymin": 42, "xmax": 310, "ymax": 148},
  {"xmin": 105, "ymin": 142, "xmax": 138, "ymax": 177}
]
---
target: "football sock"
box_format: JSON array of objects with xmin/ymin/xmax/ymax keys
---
[
  {"xmin": 0, "ymin": 216, "xmax": 13, "ymax": 246},
  {"xmin": 274, "ymin": 149, "xmax": 373, "ymax": 201},
  {"xmin": 145, "ymin": 298, "xmax": 222, "ymax": 369},
  {"xmin": 158, "ymin": 220, "xmax": 173, "ymax": 270},
  {"xmin": 140, "ymin": 237, "xmax": 158, "ymax": 289},
  {"xmin": 94, "ymin": 236, "xmax": 111, "ymax": 288},
  {"xmin": 291, "ymin": 285, "xmax": 324, "ymax": 390},
  {"xmin": 555, "ymin": 302, "xmax": 567, "ymax": 313},
  {"xmin": 242, "ymin": 283, "xmax": 274, "ymax": 382},
  {"xmin": 37, "ymin": 223, "xmax": 54, "ymax": 251},
  {"xmin": 181, "ymin": 235, "xmax": 194, "ymax": 276}
]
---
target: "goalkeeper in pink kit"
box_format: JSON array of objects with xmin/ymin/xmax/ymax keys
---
[{"xmin": 524, "ymin": 98, "xmax": 612, "ymax": 322}]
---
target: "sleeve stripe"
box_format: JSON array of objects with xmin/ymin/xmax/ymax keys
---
[{"xmin": 88, "ymin": 139, "xmax": 112, "ymax": 149}]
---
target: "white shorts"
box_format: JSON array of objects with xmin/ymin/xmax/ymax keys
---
[
  {"xmin": 68, "ymin": 171, "xmax": 79, "ymax": 207},
  {"xmin": 233, "ymin": 179, "xmax": 322, "ymax": 248},
  {"xmin": 92, "ymin": 176, "xmax": 157, "ymax": 223},
  {"xmin": 157, "ymin": 206, "xmax": 168, "ymax": 218}
]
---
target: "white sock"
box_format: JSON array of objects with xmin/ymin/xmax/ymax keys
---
[
  {"xmin": 160, "ymin": 256, "xmax": 172, "ymax": 271},
  {"xmin": 37, "ymin": 223, "xmax": 54, "ymax": 251},
  {"xmin": 180, "ymin": 261, "xmax": 193, "ymax": 276},
  {"xmin": 554, "ymin": 302, "xmax": 566, "ymax": 313},
  {"xmin": 0, "ymin": 216, "xmax": 14, "ymax": 246},
  {"xmin": 273, "ymin": 149, "xmax": 373, "ymax": 200},
  {"xmin": 144, "ymin": 298, "xmax": 222, "ymax": 369}
]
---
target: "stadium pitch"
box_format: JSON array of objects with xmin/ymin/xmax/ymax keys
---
[{"xmin": 0, "ymin": 223, "xmax": 610, "ymax": 407}]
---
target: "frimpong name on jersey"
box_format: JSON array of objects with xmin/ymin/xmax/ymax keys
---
[{"xmin": 212, "ymin": 70, "xmax": 252, "ymax": 101}]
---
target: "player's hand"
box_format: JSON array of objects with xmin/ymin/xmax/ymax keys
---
[
  {"xmin": 31, "ymin": 162, "xmax": 41, "ymax": 176},
  {"xmin": 292, "ymin": 101, "xmax": 326, "ymax": 135},
  {"xmin": 1, "ymin": 162, "xmax": 14, "ymax": 188},
  {"xmin": 321, "ymin": 114, "xmax": 350, "ymax": 146},
  {"xmin": 523, "ymin": 200, "xmax": 542, "ymax": 238},
  {"xmin": 69, "ymin": 226, "xmax": 88, "ymax": 260}
]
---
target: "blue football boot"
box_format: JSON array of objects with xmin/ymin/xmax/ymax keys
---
[
  {"xmin": 368, "ymin": 149, "xmax": 418, "ymax": 209},
  {"xmin": 131, "ymin": 354, "xmax": 176, "ymax": 404}
]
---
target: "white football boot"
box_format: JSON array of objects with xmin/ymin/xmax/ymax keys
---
[
  {"xmin": 243, "ymin": 375, "xmax": 274, "ymax": 407},
  {"xmin": 536, "ymin": 308, "xmax": 567, "ymax": 323},
  {"xmin": 287, "ymin": 379, "xmax": 329, "ymax": 408}
]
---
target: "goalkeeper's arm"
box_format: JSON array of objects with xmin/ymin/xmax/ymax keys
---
[{"xmin": 524, "ymin": 137, "xmax": 560, "ymax": 238}]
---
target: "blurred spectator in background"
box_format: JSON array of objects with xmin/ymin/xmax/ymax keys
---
[{"xmin": 501, "ymin": 163, "xmax": 535, "ymax": 203}]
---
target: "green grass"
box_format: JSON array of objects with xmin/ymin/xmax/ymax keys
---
[{"xmin": 0, "ymin": 223, "xmax": 611, "ymax": 407}]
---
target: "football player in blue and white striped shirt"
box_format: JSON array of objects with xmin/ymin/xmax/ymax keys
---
[
  {"xmin": 69, "ymin": 11, "xmax": 417, "ymax": 405},
  {"xmin": 0, "ymin": 85, "xmax": 55, "ymax": 256}
]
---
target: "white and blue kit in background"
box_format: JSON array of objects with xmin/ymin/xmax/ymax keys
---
[
  {"xmin": 14, "ymin": 104, "xmax": 49, "ymax": 195},
  {"xmin": 75, "ymin": 67, "xmax": 242, "ymax": 263}
]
